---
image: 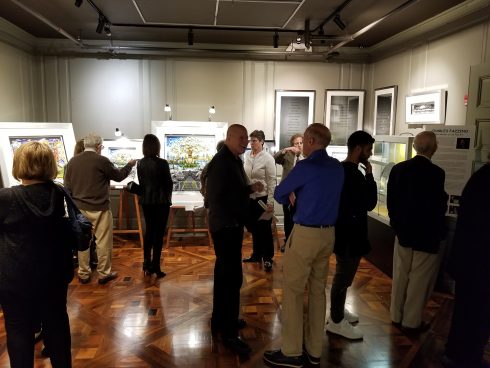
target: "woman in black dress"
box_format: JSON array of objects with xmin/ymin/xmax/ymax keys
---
[
  {"xmin": 0, "ymin": 141, "xmax": 73, "ymax": 367},
  {"xmin": 138, "ymin": 134, "xmax": 173, "ymax": 278}
]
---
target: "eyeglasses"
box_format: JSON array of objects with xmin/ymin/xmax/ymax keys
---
[{"xmin": 294, "ymin": 142, "xmax": 303, "ymax": 146}]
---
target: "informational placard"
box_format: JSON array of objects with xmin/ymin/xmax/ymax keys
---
[
  {"xmin": 429, "ymin": 125, "xmax": 474, "ymax": 217},
  {"xmin": 275, "ymin": 91, "xmax": 315, "ymax": 150}
]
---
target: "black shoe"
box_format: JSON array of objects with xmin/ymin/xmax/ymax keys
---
[
  {"xmin": 98, "ymin": 272, "xmax": 118, "ymax": 285},
  {"xmin": 401, "ymin": 321, "xmax": 430, "ymax": 335},
  {"xmin": 263, "ymin": 350, "xmax": 304, "ymax": 368},
  {"xmin": 41, "ymin": 346, "xmax": 49, "ymax": 357},
  {"xmin": 237, "ymin": 318, "xmax": 247, "ymax": 330},
  {"xmin": 222, "ymin": 336, "xmax": 251, "ymax": 355},
  {"xmin": 78, "ymin": 276, "xmax": 91, "ymax": 284},
  {"xmin": 264, "ymin": 260, "xmax": 273, "ymax": 271},
  {"xmin": 153, "ymin": 270, "xmax": 166, "ymax": 278},
  {"xmin": 302, "ymin": 346, "xmax": 320, "ymax": 365},
  {"xmin": 391, "ymin": 321, "xmax": 402, "ymax": 330},
  {"xmin": 243, "ymin": 256, "xmax": 261, "ymax": 263}
]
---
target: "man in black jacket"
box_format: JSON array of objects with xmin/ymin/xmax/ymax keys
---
[
  {"xmin": 206, "ymin": 124, "xmax": 263, "ymax": 356},
  {"xmin": 387, "ymin": 131, "xmax": 448, "ymax": 333},
  {"xmin": 326, "ymin": 131, "xmax": 377, "ymax": 340}
]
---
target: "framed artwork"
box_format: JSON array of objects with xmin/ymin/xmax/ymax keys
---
[
  {"xmin": 274, "ymin": 90, "xmax": 315, "ymax": 150},
  {"xmin": 101, "ymin": 139, "xmax": 143, "ymax": 187},
  {"xmin": 405, "ymin": 90, "xmax": 447, "ymax": 124},
  {"xmin": 325, "ymin": 89, "xmax": 365, "ymax": 145},
  {"xmin": 0, "ymin": 122, "xmax": 76, "ymax": 188},
  {"xmin": 151, "ymin": 121, "xmax": 228, "ymax": 191},
  {"xmin": 374, "ymin": 86, "xmax": 398, "ymax": 135}
]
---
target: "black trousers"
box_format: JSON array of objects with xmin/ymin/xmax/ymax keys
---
[
  {"xmin": 0, "ymin": 284, "xmax": 72, "ymax": 368},
  {"xmin": 142, "ymin": 204, "xmax": 170, "ymax": 270},
  {"xmin": 445, "ymin": 279, "xmax": 490, "ymax": 367},
  {"xmin": 211, "ymin": 226, "xmax": 244, "ymax": 338},
  {"xmin": 330, "ymin": 254, "xmax": 361, "ymax": 323},
  {"xmin": 247, "ymin": 196, "xmax": 274, "ymax": 261},
  {"xmin": 282, "ymin": 203, "xmax": 296, "ymax": 243}
]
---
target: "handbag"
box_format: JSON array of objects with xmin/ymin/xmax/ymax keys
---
[
  {"xmin": 58, "ymin": 185, "xmax": 93, "ymax": 252},
  {"xmin": 126, "ymin": 181, "xmax": 142, "ymax": 196}
]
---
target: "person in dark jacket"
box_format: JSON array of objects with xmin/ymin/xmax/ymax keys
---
[
  {"xmin": 443, "ymin": 155, "xmax": 490, "ymax": 368},
  {"xmin": 206, "ymin": 124, "xmax": 263, "ymax": 356},
  {"xmin": 326, "ymin": 131, "xmax": 377, "ymax": 340},
  {"xmin": 387, "ymin": 131, "xmax": 448, "ymax": 333},
  {"xmin": 137, "ymin": 134, "xmax": 173, "ymax": 278},
  {"xmin": 0, "ymin": 141, "xmax": 73, "ymax": 368}
]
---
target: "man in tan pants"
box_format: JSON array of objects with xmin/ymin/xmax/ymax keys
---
[
  {"xmin": 387, "ymin": 131, "xmax": 448, "ymax": 333},
  {"xmin": 65, "ymin": 133, "xmax": 136, "ymax": 285},
  {"xmin": 263, "ymin": 124, "xmax": 344, "ymax": 368}
]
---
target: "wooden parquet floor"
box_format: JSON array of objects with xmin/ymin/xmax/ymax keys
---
[{"xmin": 0, "ymin": 233, "xmax": 485, "ymax": 367}]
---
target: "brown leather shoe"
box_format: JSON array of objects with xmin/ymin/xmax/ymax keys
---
[{"xmin": 98, "ymin": 271, "xmax": 118, "ymax": 285}]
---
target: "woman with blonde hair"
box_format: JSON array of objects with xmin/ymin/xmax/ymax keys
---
[{"xmin": 0, "ymin": 141, "xmax": 73, "ymax": 367}]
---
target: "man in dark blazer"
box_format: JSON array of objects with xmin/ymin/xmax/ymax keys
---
[{"xmin": 387, "ymin": 131, "xmax": 448, "ymax": 333}]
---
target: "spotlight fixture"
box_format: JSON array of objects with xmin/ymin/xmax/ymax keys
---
[
  {"xmin": 164, "ymin": 104, "xmax": 172, "ymax": 120},
  {"xmin": 96, "ymin": 15, "xmax": 105, "ymax": 34},
  {"xmin": 188, "ymin": 28, "xmax": 194, "ymax": 46},
  {"xmin": 333, "ymin": 14, "xmax": 346, "ymax": 30},
  {"xmin": 114, "ymin": 128, "xmax": 122, "ymax": 137},
  {"xmin": 208, "ymin": 106, "xmax": 216, "ymax": 121},
  {"xmin": 104, "ymin": 22, "xmax": 111, "ymax": 37},
  {"xmin": 74, "ymin": 0, "xmax": 83, "ymax": 7},
  {"xmin": 273, "ymin": 31, "xmax": 279, "ymax": 48}
]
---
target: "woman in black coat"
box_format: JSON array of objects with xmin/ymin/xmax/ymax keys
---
[
  {"xmin": 137, "ymin": 134, "xmax": 173, "ymax": 278},
  {"xmin": 0, "ymin": 141, "xmax": 73, "ymax": 367}
]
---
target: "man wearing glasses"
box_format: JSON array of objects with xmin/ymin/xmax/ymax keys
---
[{"xmin": 65, "ymin": 133, "xmax": 136, "ymax": 285}]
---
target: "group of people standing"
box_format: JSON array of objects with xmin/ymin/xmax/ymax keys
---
[{"xmin": 0, "ymin": 123, "xmax": 487, "ymax": 367}]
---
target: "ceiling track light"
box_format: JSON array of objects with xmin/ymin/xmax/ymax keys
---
[
  {"xmin": 74, "ymin": 0, "xmax": 83, "ymax": 7},
  {"xmin": 273, "ymin": 31, "xmax": 279, "ymax": 48},
  {"xmin": 187, "ymin": 28, "xmax": 194, "ymax": 46},
  {"xmin": 96, "ymin": 15, "xmax": 105, "ymax": 34},
  {"xmin": 104, "ymin": 22, "xmax": 111, "ymax": 37},
  {"xmin": 333, "ymin": 14, "xmax": 346, "ymax": 30}
]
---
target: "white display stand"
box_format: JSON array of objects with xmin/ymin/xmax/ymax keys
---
[
  {"xmin": 0, "ymin": 122, "xmax": 76, "ymax": 188},
  {"xmin": 101, "ymin": 138, "xmax": 143, "ymax": 188}
]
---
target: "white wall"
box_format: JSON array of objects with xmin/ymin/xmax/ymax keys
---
[{"xmin": 369, "ymin": 20, "xmax": 490, "ymax": 135}]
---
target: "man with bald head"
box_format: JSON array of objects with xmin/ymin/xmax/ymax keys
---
[
  {"xmin": 264, "ymin": 123, "xmax": 344, "ymax": 367},
  {"xmin": 206, "ymin": 124, "xmax": 263, "ymax": 355},
  {"xmin": 387, "ymin": 131, "xmax": 448, "ymax": 335}
]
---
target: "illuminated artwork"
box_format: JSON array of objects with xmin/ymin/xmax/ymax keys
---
[
  {"xmin": 9, "ymin": 136, "xmax": 68, "ymax": 179},
  {"xmin": 165, "ymin": 135, "xmax": 216, "ymax": 191}
]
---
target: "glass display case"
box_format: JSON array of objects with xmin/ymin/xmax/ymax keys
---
[{"xmin": 369, "ymin": 135, "xmax": 415, "ymax": 223}]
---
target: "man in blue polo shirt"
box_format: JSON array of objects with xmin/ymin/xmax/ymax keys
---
[{"xmin": 264, "ymin": 123, "xmax": 344, "ymax": 368}]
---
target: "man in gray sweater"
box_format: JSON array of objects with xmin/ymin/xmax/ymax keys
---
[{"xmin": 64, "ymin": 134, "xmax": 136, "ymax": 285}]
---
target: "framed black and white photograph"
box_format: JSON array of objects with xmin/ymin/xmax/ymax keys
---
[
  {"xmin": 274, "ymin": 90, "xmax": 315, "ymax": 150},
  {"xmin": 406, "ymin": 90, "xmax": 447, "ymax": 124},
  {"xmin": 374, "ymin": 86, "xmax": 397, "ymax": 135},
  {"xmin": 325, "ymin": 90, "xmax": 365, "ymax": 145}
]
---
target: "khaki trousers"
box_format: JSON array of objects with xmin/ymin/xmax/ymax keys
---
[
  {"xmin": 281, "ymin": 224, "xmax": 334, "ymax": 358},
  {"xmin": 78, "ymin": 209, "xmax": 114, "ymax": 279},
  {"xmin": 390, "ymin": 237, "xmax": 442, "ymax": 328}
]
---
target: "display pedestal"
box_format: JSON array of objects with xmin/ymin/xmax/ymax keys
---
[
  {"xmin": 166, "ymin": 191, "xmax": 212, "ymax": 248},
  {"xmin": 113, "ymin": 189, "xmax": 144, "ymax": 247}
]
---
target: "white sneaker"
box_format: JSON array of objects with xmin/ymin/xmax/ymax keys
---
[
  {"xmin": 344, "ymin": 309, "xmax": 359, "ymax": 323},
  {"xmin": 326, "ymin": 317, "xmax": 363, "ymax": 340}
]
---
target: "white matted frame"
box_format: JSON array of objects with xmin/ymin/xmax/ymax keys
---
[
  {"xmin": 325, "ymin": 89, "xmax": 365, "ymax": 145},
  {"xmin": 274, "ymin": 90, "xmax": 315, "ymax": 150},
  {"xmin": 101, "ymin": 138, "xmax": 143, "ymax": 188},
  {"xmin": 0, "ymin": 122, "xmax": 76, "ymax": 188},
  {"xmin": 151, "ymin": 121, "xmax": 228, "ymax": 191},
  {"xmin": 406, "ymin": 90, "xmax": 447, "ymax": 124},
  {"xmin": 374, "ymin": 86, "xmax": 398, "ymax": 135}
]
